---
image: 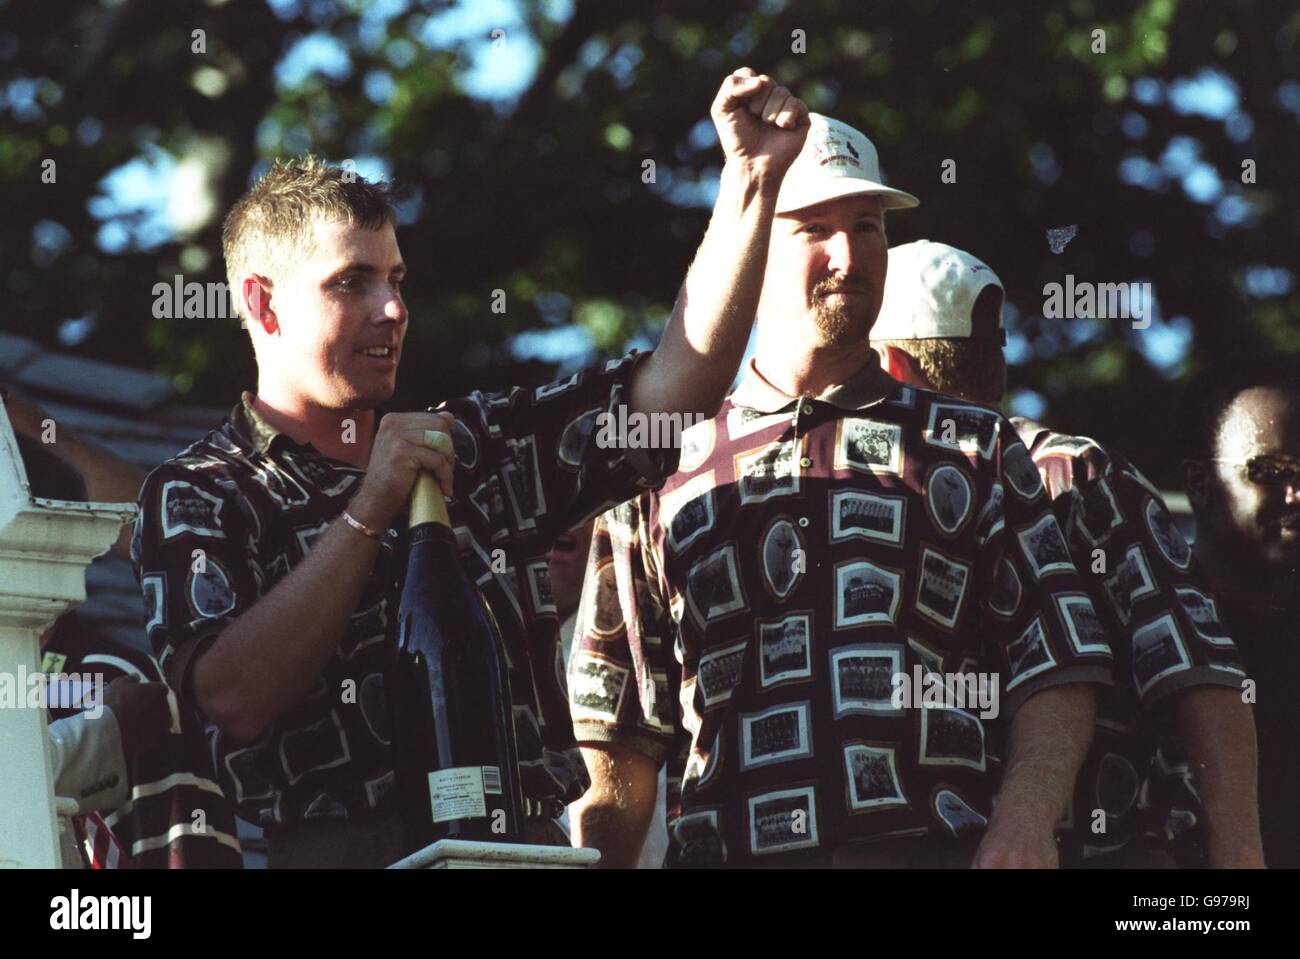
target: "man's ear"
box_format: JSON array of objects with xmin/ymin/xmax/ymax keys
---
[
  {"xmin": 242, "ymin": 275, "xmax": 277, "ymax": 335},
  {"xmin": 876, "ymin": 343, "xmax": 929, "ymax": 389},
  {"xmin": 1183, "ymin": 458, "xmax": 1215, "ymax": 511}
]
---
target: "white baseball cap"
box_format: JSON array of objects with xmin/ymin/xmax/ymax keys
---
[
  {"xmin": 775, "ymin": 113, "xmax": 920, "ymax": 215},
  {"xmin": 874, "ymin": 240, "xmax": 1005, "ymax": 342}
]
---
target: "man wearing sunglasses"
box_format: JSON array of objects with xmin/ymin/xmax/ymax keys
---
[{"xmin": 1183, "ymin": 359, "xmax": 1300, "ymax": 867}]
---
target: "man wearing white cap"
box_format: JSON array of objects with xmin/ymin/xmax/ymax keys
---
[
  {"xmin": 872, "ymin": 240, "xmax": 1008, "ymax": 405},
  {"xmin": 571, "ymin": 106, "xmax": 1111, "ymax": 868},
  {"xmin": 874, "ymin": 240, "xmax": 1264, "ymax": 868},
  {"xmin": 132, "ymin": 68, "xmax": 809, "ymax": 867}
]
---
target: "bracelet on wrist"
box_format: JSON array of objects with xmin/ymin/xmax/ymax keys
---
[{"xmin": 342, "ymin": 509, "xmax": 391, "ymax": 545}]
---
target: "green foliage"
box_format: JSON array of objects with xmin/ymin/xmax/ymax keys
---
[{"xmin": 1, "ymin": 0, "xmax": 1297, "ymax": 487}]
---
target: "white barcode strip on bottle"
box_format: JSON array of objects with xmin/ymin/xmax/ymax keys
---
[{"xmin": 482, "ymin": 766, "xmax": 502, "ymax": 795}]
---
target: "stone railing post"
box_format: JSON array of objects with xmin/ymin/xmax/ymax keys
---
[{"xmin": 0, "ymin": 403, "xmax": 134, "ymax": 868}]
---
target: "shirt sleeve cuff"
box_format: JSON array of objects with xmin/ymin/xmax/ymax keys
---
[
  {"xmin": 572, "ymin": 722, "xmax": 671, "ymax": 767},
  {"xmin": 161, "ymin": 627, "xmax": 223, "ymax": 715},
  {"xmin": 1004, "ymin": 664, "xmax": 1114, "ymax": 719},
  {"xmin": 1140, "ymin": 665, "xmax": 1248, "ymax": 712},
  {"xmin": 624, "ymin": 445, "xmax": 678, "ymax": 486},
  {"xmin": 616, "ymin": 349, "xmax": 684, "ymax": 486}
]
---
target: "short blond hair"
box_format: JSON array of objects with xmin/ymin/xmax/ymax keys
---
[
  {"xmin": 876, "ymin": 337, "xmax": 1006, "ymax": 405},
  {"xmin": 221, "ymin": 155, "xmax": 395, "ymax": 321}
]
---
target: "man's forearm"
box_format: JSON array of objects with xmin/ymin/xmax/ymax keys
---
[
  {"xmin": 630, "ymin": 161, "xmax": 781, "ymax": 421},
  {"xmin": 192, "ymin": 517, "xmax": 382, "ymax": 742},
  {"xmin": 572, "ymin": 744, "xmax": 658, "ymax": 868},
  {"xmin": 1175, "ymin": 686, "xmax": 1264, "ymax": 867},
  {"xmin": 994, "ymin": 683, "xmax": 1096, "ymax": 833}
]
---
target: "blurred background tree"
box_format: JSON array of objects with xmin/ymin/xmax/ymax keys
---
[{"xmin": 2, "ymin": 0, "xmax": 1296, "ymax": 485}]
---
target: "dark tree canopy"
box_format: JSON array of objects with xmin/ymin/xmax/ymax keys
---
[{"xmin": 3, "ymin": 0, "xmax": 1296, "ymax": 485}]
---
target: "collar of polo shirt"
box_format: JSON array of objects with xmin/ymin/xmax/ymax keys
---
[
  {"xmin": 231, "ymin": 390, "xmax": 391, "ymax": 457},
  {"xmin": 730, "ymin": 353, "xmax": 901, "ymax": 414}
]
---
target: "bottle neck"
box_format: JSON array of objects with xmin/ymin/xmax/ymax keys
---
[{"xmin": 409, "ymin": 473, "xmax": 451, "ymax": 529}]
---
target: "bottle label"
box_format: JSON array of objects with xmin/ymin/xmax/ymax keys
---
[{"xmin": 428, "ymin": 767, "xmax": 487, "ymax": 823}]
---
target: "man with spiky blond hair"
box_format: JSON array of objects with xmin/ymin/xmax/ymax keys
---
[{"xmin": 133, "ymin": 70, "xmax": 811, "ymax": 867}]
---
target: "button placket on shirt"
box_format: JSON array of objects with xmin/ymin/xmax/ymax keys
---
[{"xmin": 793, "ymin": 396, "xmax": 815, "ymax": 529}]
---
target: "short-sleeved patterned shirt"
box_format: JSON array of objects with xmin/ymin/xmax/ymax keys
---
[
  {"xmin": 1015, "ymin": 421, "xmax": 1247, "ymax": 862},
  {"xmin": 571, "ymin": 358, "xmax": 1113, "ymax": 865},
  {"xmin": 132, "ymin": 351, "xmax": 675, "ymax": 829}
]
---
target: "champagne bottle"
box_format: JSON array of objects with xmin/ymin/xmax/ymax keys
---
[{"xmin": 391, "ymin": 472, "xmax": 525, "ymax": 851}]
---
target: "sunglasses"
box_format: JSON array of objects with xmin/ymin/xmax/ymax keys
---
[{"xmin": 1211, "ymin": 455, "xmax": 1300, "ymax": 487}]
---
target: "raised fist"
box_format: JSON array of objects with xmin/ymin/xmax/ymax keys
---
[{"xmin": 710, "ymin": 67, "xmax": 810, "ymax": 179}]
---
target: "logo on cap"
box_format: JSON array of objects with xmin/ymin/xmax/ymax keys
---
[{"xmin": 813, "ymin": 125, "xmax": 863, "ymax": 170}]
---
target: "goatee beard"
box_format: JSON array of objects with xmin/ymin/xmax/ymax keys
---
[{"xmin": 812, "ymin": 279, "xmax": 872, "ymax": 346}]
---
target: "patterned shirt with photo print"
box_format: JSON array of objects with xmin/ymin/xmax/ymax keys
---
[
  {"xmin": 1016, "ymin": 421, "xmax": 1247, "ymax": 865},
  {"xmin": 132, "ymin": 351, "xmax": 677, "ymax": 829},
  {"xmin": 570, "ymin": 358, "xmax": 1114, "ymax": 865}
]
